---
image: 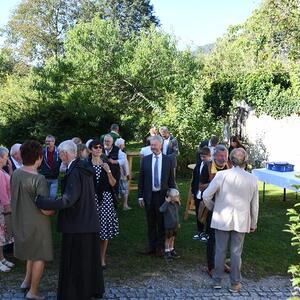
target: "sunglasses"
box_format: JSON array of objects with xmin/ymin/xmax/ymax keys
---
[{"xmin": 93, "ymin": 145, "xmax": 102, "ymax": 149}]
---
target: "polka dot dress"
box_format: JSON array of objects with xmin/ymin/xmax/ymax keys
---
[{"xmin": 93, "ymin": 165, "xmax": 119, "ymax": 240}]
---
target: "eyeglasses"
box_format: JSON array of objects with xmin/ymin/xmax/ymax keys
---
[
  {"xmin": 93, "ymin": 145, "xmax": 102, "ymax": 149},
  {"xmin": 45, "ymin": 140, "xmax": 54, "ymax": 143}
]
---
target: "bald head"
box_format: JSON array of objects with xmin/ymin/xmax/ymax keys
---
[{"xmin": 230, "ymin": 148, "xmax": 248, "ymax": 167}]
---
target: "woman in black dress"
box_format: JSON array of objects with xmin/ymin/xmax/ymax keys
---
[{"xmin": 88, "ymin": 140, "xmax": 119, "ymax": 268}]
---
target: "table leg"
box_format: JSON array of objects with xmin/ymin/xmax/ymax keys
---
[
  {"xmin": 283, "ymin": 188, "xmax": 286, "ymax": 201},
  {"xmin": 263, "ymin": 182, "xmax": 265, "ymax": 202}
]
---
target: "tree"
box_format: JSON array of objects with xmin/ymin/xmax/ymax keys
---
[{"xmin": 3, "ymin": 0, "xmax": 83, "ymax": 64}]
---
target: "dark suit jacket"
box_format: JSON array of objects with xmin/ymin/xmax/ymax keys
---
[
  {"xmin": 191, "ymin": 161, "xmax": 202, "ymax": 198},
  {"xmin": 165, "ymin": 135, "xmax": 179, "ymax": 167},
  {"xmin": 138, "ymin": 154, "xmax": 176, "ymax": 204}
]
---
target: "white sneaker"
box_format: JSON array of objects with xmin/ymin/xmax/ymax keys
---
[
  {"xmin": 1, "ymin": 258, "xmax": 15, "ymax": 268},
  {"xmin": 123, "ymin": 206, "xmax": 132, "ymax": 211},
  {"xmin": 0, "ymin": 261, "xmax": 11, "ymax": 272}
]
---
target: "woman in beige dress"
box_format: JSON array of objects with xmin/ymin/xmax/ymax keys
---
[{"xmin": 11, "ymin": 140, "xmax": 54, "ymax": 300}]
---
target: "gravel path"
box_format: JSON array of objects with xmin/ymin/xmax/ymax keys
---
[{"xmin": 0, "ymin": 263, "xmax": 296, "ymax": 299}]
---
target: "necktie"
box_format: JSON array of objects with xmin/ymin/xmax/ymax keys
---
[{"xmin": 154, "ymin": 155, "xmax": 159, "ymax": 189}]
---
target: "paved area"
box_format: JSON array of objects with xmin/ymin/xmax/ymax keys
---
[{"xmin": 0, "ymin": 274, "xmax": 296, "ymax": 299}]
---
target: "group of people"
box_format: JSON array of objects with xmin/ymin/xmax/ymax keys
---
[
  {"xmin": 0, "ymin": 126, "xmax": 259, "ymax": 299},
  {"xmin": 190, "ymin": 135, "xmax": 258, "ymax": 292}
]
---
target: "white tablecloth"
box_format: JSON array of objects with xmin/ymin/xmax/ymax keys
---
[{"xmin": 252, "ymin": 168, "xmax": 300, "ymax": 191}]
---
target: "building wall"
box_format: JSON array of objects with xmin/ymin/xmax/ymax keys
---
[{"xmin": 244, "ymin": 111, "xmax": 300, "ymax": 170}]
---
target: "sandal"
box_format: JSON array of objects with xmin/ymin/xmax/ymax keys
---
[
  {"xmin": 1, "ymin": 258, "xmax": 15, "ymax": 268},
  {"xmin": 0, "ymin": 261, "xmax": 11, "ymax": 272}
]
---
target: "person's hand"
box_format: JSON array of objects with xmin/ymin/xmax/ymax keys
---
[
  {"xmin": 102, "ymin": 163, "xmax": 111, "ymax": 173},
  {"xmin": 3, "ymin": 204, "xmax": 11, "ymax": 213},
  {"xmin": 108, "ymin": 158, "xmax": 118, "ymax": 165},
  {"xmin": 138, "ymin": 198, "xmax": 145, "ymax": 208},
  {"xmin": 126, "ymin": 175, "xmax": 130, "ymax": 181},
  {"xmin": 250, "ymin": 228, "xmax": 256, "ymax": 233}
]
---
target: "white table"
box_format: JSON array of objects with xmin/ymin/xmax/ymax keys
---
[{"xmin": 252, "ymin": 168, "xmax": 300, "ymax": 201}]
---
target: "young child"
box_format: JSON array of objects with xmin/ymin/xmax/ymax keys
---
[
  {"xmin": 159, "ymin": 188, "xmax": 181, "ymax": 260},
  {"xmin": 191, "ymin": 146, "xmax": 211, "ymax": 242}
]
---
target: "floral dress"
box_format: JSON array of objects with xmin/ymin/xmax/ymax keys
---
[{"xmin": 0, "ymin": 169, "xmax": 13, "ymax": 246}]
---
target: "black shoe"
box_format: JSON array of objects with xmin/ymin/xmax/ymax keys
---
[
  {"xmin": 170, "ymin": 249, "xmax": 180, "ymax": 259},
  {"xmin": 192, "ymin": 233, "xmax": 200, "ymax": 240},
  {"xmin": 164, "ymin": 251, "xmax": 173, "ymax": 261}
]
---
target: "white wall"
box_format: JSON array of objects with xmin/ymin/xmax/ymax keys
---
[{"xmin": 244, "ymin": 112, "xmax": 300, "ymax": 170}]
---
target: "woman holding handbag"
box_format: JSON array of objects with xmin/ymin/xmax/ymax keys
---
[
  {"xmin": 0, "ymin": 147, "xmax": 14, "ymax": 272},
  {"xmin": 11, "ymin": 140, "xmax": 54, "ymax": 300}
]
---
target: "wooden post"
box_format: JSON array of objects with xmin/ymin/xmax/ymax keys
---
[
  {"xmin": 126, "ymin": 151, "xmax": 140, "ymax": 195},
  {"xmin": 184, "ymin": 164, "xmax": 196, "ymax": 220}
]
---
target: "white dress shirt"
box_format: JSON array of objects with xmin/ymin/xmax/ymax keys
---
[
  {"xmin": 162, "ymin": 137, "xmax": 170, "ymax": 155},
  {"xmin": 140, "ymin": 146, "xmax": 152, "ymax": 157},
  {"xmin": 152, "ymin": 152, "xmax": 162, "ymax": 191},
  {"xmin": 105, "ymin": 148, "xmax": 126, "ymax": 166}
]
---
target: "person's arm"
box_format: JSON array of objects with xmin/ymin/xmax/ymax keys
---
[
  {"xmin": 159, "ymin": 200, "xmax": 169, "ymax": 213},
  {"xmin": 199, "ymin": 164, "xmax": 209, "ymax": 191},
  {"xmin": 102, "ymin": 163, "xmax": 116, "ymax": 187},
  {"xmin": 250, "ymin": 181, "xmax": 259, "ymax": 231},
  {"xmin": 36, "ymin": 170, "xmax": 82, "ymax": 210},
  {"xmin": 202, "ymin": 172, "xmax": 221, "ymax": 211}
]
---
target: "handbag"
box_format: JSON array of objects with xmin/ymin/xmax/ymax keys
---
[{"xmin": 197, "ymin": 201, "xmax": 209, "ymax": 224}]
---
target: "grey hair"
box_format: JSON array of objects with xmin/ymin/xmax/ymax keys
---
[
  {"xmin": 166, "ymin": 188, "xmax": 180, "ymax": 198},
  {"xmin": 104, "ymin": 134, "xmax": 113, "ymax": 141},
  {"xmin": 110, "ymin": 124, "xmax": 119, "ymax": 131},
  {"xmin": 160, "ymin": 126, "xmax": 169, "ymax": 132},
  {"xmin": 115, "ymin": 138, "xmax": 125, "ymax": 147},
  {"xmin": 45, "ymin": 135, "xmax": 55, "ymax": 141},
  {"xmin": 150, "ymin": 135, "xmax": 163, "ymax": 144},
  {"xmin": 10, "ymin": 143, "xmax": 22, "ymax": 156},
  {"xmin": 58, "ymin": 140, "xmax": 77, "ymax": 155},
  {"xmin": 230, "ymin": 148, "xmax": 248, "ymax": 167},
  {"xmin": 212, "ymin": 144, "xmax": 228, "ymax": 159},
  {"xmin": 0, "ymin": 146, "xmax": 9, "ymax": 158}
]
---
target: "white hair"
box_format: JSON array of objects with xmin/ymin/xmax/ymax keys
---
[
  {"xmin": 115, "ymin": 138, "xmax": 125, "ymax": 147},
  {"xmin": 58, "ymin": 140, "xmax": 77, "ymax": 155},
  {"xmin": 166, "ymin": 188, "xmax": 180, "ymax": 197},
  {"xmin": 230, "ymin": 148, "xmax": 249, "ymax": 167},
  {"xmin": 104, "ymin": 134, "xmax": 113, "ymax": 141},
  {"xmin": 85, "ymin": 139, "xmax": 93, "ymax": 149},
  {"xmin": 150, "ymin": 135, "xmax": 163, "ymax": 144},
  {"xmin": 10, "ymin": 143, "xmax": 22, "ymax": 156},
  {"xmin": 0, "ymin": 146, "xmax": 9, "ymax": 158},
  {"xmin": 212, "ymin": 144, "xmax": 228, "ymax": 159}
]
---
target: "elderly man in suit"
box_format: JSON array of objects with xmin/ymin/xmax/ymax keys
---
[
  {"xmin": 203, "ymin": 148, "xmax": 259, "ymax": 293},
  {"xmin": 159, "ymin": 126, "xmax": 179, "ymax": 174},
  {"xmin": 138, "ymin": 135, "xmax": 176, "ymax": 257}
]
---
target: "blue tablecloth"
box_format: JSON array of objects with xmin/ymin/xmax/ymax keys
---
[{"xmin": 252, "ymin": 168, "xmax": 300, "ymax": 192}]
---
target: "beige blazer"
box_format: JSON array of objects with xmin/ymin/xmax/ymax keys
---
[{"xmin": 203, "ymin": 166, "xmax": 259, "ymax": 233}]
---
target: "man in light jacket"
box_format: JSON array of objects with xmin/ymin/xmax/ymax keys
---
[{"xmin": 203, "ymin": 148, "xmax": 259, "ymax": 293}]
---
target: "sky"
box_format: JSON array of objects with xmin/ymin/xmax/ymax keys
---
[{"xmin": 0, "ymin": 0, "xmax": 262, "ymax": 49}]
